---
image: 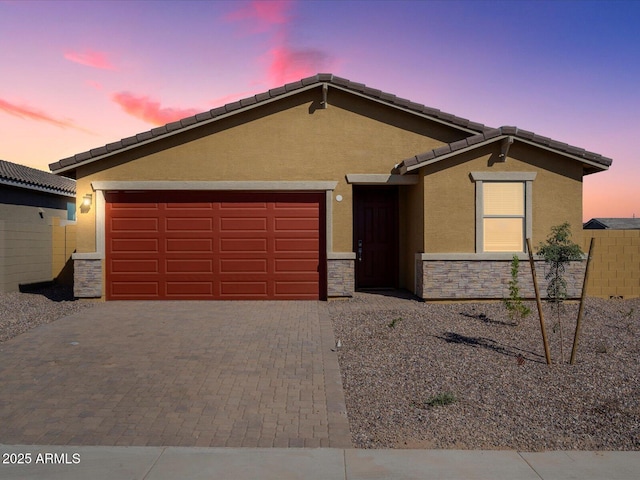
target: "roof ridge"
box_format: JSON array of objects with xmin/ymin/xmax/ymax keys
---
[{"xmin": 50, "ymin": 73, "xmax": 489, "ymax": 172}]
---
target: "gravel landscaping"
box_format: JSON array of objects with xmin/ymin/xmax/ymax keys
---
[
  {"xmin": 0, "ymin": 285, "xmax": 97, "ymax": 343},
  {"xmin": 2, "ymin": 287, "xmax": 638, "ymax": 451},
  {"xmin": 329, "ymin": 293, "xmax": 640, "ymax": 451}
]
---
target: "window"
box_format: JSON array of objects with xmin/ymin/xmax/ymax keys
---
[
  {"xmin": 471, "ymin": 172, "xmax": 536, "ymax": 254},
  {"xmin": 483, "ymin": 182, "xmax": 524, "ymax": 252},
  {"xmin": 67, "ymin": 201, "xmax": 76, "ymax": 221}
]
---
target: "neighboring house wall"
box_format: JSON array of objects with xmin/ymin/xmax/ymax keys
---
[
  {"xmin": 583, "ymin": 230, "xmax": 640, "ymax": 299},
  {"xmin": 0, "ymin": 202, "xmax": 73, "ymax": 292}
]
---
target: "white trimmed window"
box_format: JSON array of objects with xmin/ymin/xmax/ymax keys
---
[
  {"xmin": 483, "ymin": 182, "xmax": 524, "ymax": 251},
  {"xmin": 471, "ymin": 172, "xmax": 536, "ymax": 253}
]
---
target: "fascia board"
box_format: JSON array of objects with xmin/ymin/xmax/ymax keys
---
[
  {"xmin": 403, "ymin": 136, "xmax": 506, "ymax": 173},
  {"xmin": 403, "ymin": 135, "xmax": 610, "ymax": 174}
]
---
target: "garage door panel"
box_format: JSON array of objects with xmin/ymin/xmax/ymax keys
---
[
  {"xmin": 274, "ymin": 217, "xmax": 318, "ymax": 231},
  {"xmin": 220, "ymin": 217, "xmax": 268, "ymax": 231},
  {"xmin": 220, "ymin": 238, "xmax": 267, "ymax": 252},
  {"xmin": 220, "ymin": 259, "xmax": 268, "ymax": 273},
  {"xmin": 110, "ymin": 218, "xmax": 159, "ymax": 232},
  {"xmin": 106, "ymin": 191, "xmax": 324, "ymax": 300},
  {"xmin": 111, "ymin": 259, "xmax": 159, "ymax": 273},
  {"xmin": 165, "ymin": 202, "xmax": 213, "ymax": 210},
  {"xmin": 219, "ymin": 202, "xmax": 268, "ymax": 210},
  {"xmin": 166, "ymin": 217, "xmax": 213, "ymax": 231},
  {"xmin": 220, "ymin": 281, "xmax": 268, "ymax": 297},
  {"xmin": 110, "ymin": 238, "xmax": 159, "ymax": 253},
  {"xmin": 166, "ymin": 259, "xmax": 213, "ymax": 273},
  {"xmin": 111, "ymin": 281, "xmax": 159, "ymax": 296},
  {"xmin": 166, "ymin": 238, "xmax": 213, "ymax": 253},
  {"xmin": 275, "ymin": 281, "xmax": 318, "ymax": 296},
  {"xmin": 274, "ymin": 259, "xmax": 318, "ymax": 273},
  {"xmin": 166, "ymin": 282, "xmax": 213, "ymax": 296},
  {"xmin": 275, "ymin": 238, "xmax": 319, "ymax": 252}
]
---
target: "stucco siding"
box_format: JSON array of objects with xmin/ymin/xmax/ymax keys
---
[
  {"xmin": 74, "ymin": 88, "xmax": 463, "ymax": 258},
  {"xmin": 421, "ymin": 142, "xmax": 583, "ymax": 254}
]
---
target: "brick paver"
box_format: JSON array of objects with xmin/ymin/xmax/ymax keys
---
[{"xmin": 0, "ymin": 301, "xmax": 351, "ymax": 448}]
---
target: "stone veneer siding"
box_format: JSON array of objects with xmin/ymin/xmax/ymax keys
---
[
  {"xmin": 420, "ymin": 259, "xmax": 586, "ymax": 300},
  {"xmin": 327, "ymin": 259, "xmax": 354, "ymax": 297},
  {"xmin": 73, "ymin": 259, "xmax": 103, "ymax": 298}
]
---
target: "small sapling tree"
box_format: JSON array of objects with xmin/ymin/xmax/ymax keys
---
[
  {"xmin": 537, "ymin": 222, "xmax": 584, "ymax": 363},
  {"xmin": 504, "ymin": 255, "xmax": 531, "ymax": 324}
]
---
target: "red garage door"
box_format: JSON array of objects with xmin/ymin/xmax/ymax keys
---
[{"xmin": 105, "ymin": 191, "xmax": 325, "ymax": 300}]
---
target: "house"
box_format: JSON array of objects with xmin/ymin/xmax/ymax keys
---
[
  {"xmin": 49, "ymin": 74, "xmax": 611, "ymax": 301},
  {"xmin": 0, "ymin": 159, "xmax": 76, "ymax": 293},
  {"xmin": 584, "ymin": 218, "xmax": 640, "ymax": 230}
]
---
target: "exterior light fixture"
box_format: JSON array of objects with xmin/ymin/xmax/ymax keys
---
[{"xmin": 82, "ymin": 194, "xmax": 92, "ymax": 207}]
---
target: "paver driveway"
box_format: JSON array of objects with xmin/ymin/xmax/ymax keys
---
[{"xmin": 0, "ymin": 301, "xmax": 351, "ymax": 448}]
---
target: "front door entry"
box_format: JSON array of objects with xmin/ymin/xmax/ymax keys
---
[{"xmin": 353, "ymin": 186, "xmax": 399, "ymax": 289}]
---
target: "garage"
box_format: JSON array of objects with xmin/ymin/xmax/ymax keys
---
[{"xmin": 105, "ymin": 191, "xmax": 325, "ymax": 300}]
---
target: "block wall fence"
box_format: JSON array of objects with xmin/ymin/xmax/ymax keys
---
[{"xmin": 582, "ymin": 230, "xmax": 640, "ymax": 299}]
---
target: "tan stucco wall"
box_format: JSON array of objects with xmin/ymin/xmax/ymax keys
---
[
  {"xmin": 421, "ymin": 142, "xmax": 583, "ymax": 253},
  {"xmin": 74, "ymin": 87, "xmax": 463, "ymax": 259},
  {"xmin": 51, "ymin": 217, "xmax": 76, "ymax": 284},
  {"xmin": 583, "ymin": 230, "xmax": 640, "ymax": 299},
  {"xmin": 399, "ymin": 173, "xmax": 425, "ymax": 289}
]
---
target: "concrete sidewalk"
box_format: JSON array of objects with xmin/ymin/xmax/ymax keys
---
[{"xmin": 1, "ymin": 446, "xmax": 639, "ymax": 480}]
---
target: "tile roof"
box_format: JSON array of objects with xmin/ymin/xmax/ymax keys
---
[
  {"xmin": 0, "ymin": 159, "xmax": 75, "ymax": 196},
  {"xmin": 49, "ymin": 73, "xmax": 490, "ymax": 173},
  {"xmin": 583, "ymin": 218, "xmax": 640, "ymax": 229},
  {"xmin": 397, "ymin": 126, "xmax": 612, "ymax": 174}
]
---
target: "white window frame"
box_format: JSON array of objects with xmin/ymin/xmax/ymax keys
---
[{"xmin": 470, "ymin": 172, "xmax": 536, "ymax": 253}]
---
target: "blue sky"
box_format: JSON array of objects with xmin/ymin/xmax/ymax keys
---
[{"xmin": 1, "ymin": 0, "xmax": 638, "ymax": 219}]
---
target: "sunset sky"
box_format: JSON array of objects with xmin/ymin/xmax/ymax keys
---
[{"xmin": 1, "ymin": 0, "xmax": 638, "ymax": 221}]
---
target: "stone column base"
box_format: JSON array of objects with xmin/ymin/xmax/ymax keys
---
[
  {"xmin": 72, "ymin": 254, "xmax": 103, "ymax": 298},
  {"xmin": 327, "ymin": 254, "xmax": 355, "ymax": 298}
]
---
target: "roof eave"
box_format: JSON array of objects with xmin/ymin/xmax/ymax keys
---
[
  {"xmin": 0, "ymin": 177, "xmax": 75, "ymax": 197},
  {"xmin": 400, "ymin": 135, "xmax": 611, "ymax": 175}
]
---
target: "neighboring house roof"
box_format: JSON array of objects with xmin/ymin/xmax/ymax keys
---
[
  {"xmin": 583, "ymin": 218, "xmax": 640, "ymax": 229},
  {"xmin": 48, "ymin": 73, "xmax": 612, "ymax": 176},
  {"xmin": 49, "ymin": 73, "xmax": 490, "ymax": 174},
  {"xmin": 0, "ymin": 159, "xmax": 75, "ymax": 196},
  {"xmin": 397, "ymin": 126, "xmax": 612, "ymax": 175}
]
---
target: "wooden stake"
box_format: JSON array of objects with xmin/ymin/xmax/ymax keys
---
[
  {"xmin": 570, "ymin": 237, "xmax": 595, "ymax": 365},
  {"xmin": 527, "ymin": 238, "xmax": 552, "ymax": 365}
]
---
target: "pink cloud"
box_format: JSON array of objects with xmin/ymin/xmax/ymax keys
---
[
  {"xmin": 64, "ymin": 49, "xmax": 116, "ymax": 70},
  {"xmin": 86, "ymin": 80, "xmax": 103, "ymax": 90},
  {"xmin": 112, "ymin": 92, "xmax": 200, "ymax": 126},
  {"xmin": 267, "ymin": 45, "xmax": 330, "ymax": 85},
  {"xmin": 0, "ymin": 97, "xmax": 91, "ymax": 132},
  {"xmin": 225, "ymin": 0, "xmax": 292, "ymax": 33}
]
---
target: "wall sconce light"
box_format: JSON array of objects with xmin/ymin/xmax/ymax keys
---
[{"xmin": 80, "ymin": 193, "xmax": 93, "ymax": 213}]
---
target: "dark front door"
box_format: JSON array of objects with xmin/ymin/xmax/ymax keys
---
[{"xmin": 353, "ymin": 186, "xmax": 399, "ymax": 289}]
